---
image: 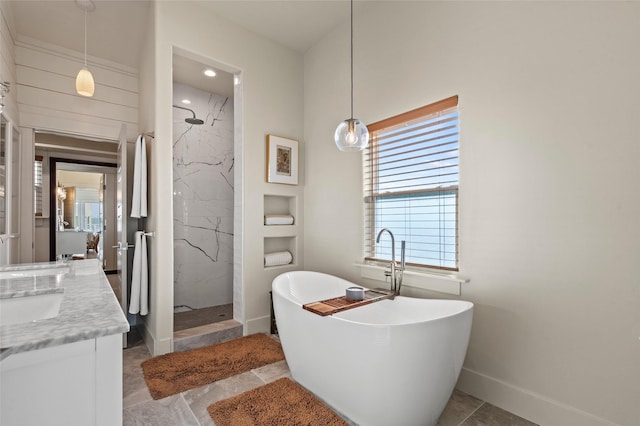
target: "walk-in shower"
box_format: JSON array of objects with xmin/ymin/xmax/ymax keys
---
[
  {"xmin": 172, "ymin": 68, "xmax": 234, "ymax": 334},
  {"xmin": 172, "ymin": 104, "xmax": 204, "ymax": 125}
]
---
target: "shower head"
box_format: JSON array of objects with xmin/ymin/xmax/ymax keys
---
[
  {"xmin": 172, "ymin": 105, "xmax": 204, "ymax": 125},
  {"xmin": 185, "ymin": 117, "xmax": 205, "ymax": 125}
]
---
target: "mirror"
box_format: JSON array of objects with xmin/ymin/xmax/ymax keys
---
[{"xmin": 0, "ymin": 115, "xmax": 6, "ymax": 235}]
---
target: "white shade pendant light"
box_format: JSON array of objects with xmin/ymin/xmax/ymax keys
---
[
  {"xmin": 76, "ymin": 0, "xmax": 95, "ymax": 97},
  {"xmin": 335, "ymin": 0, "xmax": 369, "ymax": 152}
]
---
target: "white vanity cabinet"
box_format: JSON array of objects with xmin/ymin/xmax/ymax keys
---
[
  {"xmin": 0, "ymin": 334, "xmax": 122, "ymax": 426},
  {"xmin": 0, "ymin": 260, "xmax": 129, "ymax": 426}
]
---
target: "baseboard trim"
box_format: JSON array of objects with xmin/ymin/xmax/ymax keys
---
[
  {"xmin": 155, "ymin": 336, "xmax": 172, "ymax": 355},
  {"xmin": 136, "ymin": 321, "xmax": 172, "ymax": 356},
  {"xmin": 136, "ymin": 321, "xmax": 154, "ymax": 354},
  {"xmin": 245, "ymin": 315, "xmax": 270, "ymax": 335},
  {"xmin": 457, "ymin": 367, "xmax": 619, "ymax": 426}
]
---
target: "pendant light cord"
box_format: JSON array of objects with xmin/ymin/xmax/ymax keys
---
[
  {"xmin": 84, "ymin": 9, "xmax": 88, "ymax": 67},
  {"xmin": 350, "ymin": 0, "xmax": 354, "ymax": 120}
]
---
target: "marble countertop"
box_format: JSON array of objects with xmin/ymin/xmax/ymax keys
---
[
  {"xmin": 0, "ymin": 262, "xmax": 69, "ymax": 299},
  {"xmin": 0, "ymin": 259, "xmax": 129, "ymax": 361}
]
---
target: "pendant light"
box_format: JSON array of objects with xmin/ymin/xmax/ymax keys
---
[
  {"xmin": 75, "ymin": 0, "xmax": 95, "ymax": 97},
  {"xmin": 334, "ymin": 0, "xmax": 369, "ymax": 152}
]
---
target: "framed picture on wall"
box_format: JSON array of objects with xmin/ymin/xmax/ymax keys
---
[{"xmin": 266, "ymin": 135, "xmax": 298, "ymax": 185}]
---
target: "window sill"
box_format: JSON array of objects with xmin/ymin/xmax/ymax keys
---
[{"xmin": 354, "ymin": 261, "xmax": 469, "ymax": 296}]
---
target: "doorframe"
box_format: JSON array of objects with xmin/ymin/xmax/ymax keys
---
[{"xmin": 48, "ymin": 157, "xmax": 116, "ymax": 261}]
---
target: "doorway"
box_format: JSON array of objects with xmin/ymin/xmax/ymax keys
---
[
  {"xmin": 172, "ymin": 53, "xmax": 236, "ymax": 333},
  {"xmin": 49, "ymin": 159, "xmax": 117, "ymax": 271}
]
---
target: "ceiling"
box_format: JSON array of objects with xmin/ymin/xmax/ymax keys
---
[
  {"xmin": 172, "ymin": 54, "xmax": 235, "ymax": 99},
  {"xmin": 58, "ymin": 169, "xmax": 103, "ymax": 190},
  {"xmin": 199, "ymin": 1, "xmax": 354, "ymax": 54},
  {"xmin": 9, "ymin": 0, "xmax": 152, "ymax": 69},
  {"xmin": 8, "ymin": 0, "xmax": 357, "ymax": 71}
]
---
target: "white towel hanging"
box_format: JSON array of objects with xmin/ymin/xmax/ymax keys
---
[
  {"xmin": 131, "ymin": 135, "xmax": 148, "ymax": 218},
  {"xmin": 129, "ymin": 231, "xmax": 148, "ymax": 316}
]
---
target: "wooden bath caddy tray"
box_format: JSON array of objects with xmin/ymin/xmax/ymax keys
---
[{"xmin": 303, "ymin": 289, "xmax": 394, "ymax": 316}]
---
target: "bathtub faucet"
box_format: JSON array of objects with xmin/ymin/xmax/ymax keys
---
[{"xmin": 375, "ymin": 228, "xmax": 405, "ymax": 295}]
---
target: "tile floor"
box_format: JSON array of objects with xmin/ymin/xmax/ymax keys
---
[{"xmin": 123, "ymin": 333, "xmax": 538, "ymax": 426}]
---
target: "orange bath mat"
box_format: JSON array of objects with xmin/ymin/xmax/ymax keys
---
[
  {"xmin": 208, "ymin": 377, "xmax": 349, "ymax": 426},
  {"xmin": 141, "ymin": 333, "xmax": 285, "ymax": 399}
]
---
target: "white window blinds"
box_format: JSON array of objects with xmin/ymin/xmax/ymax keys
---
[
  {"xmin": 364, "ymin": 96, "xmax": 459, "ymax": 271},
  {"xmin": 34, "ymin": 156, "xmax": 43, "ymax": 217}
]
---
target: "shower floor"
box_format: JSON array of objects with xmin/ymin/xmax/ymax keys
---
[{"xmin": 173, "ymin": 304, "xmax": 233, "ymax": 332}]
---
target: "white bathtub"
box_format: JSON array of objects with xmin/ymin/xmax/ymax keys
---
[{"xmin": 272, "ymin": 271, "xmax": 473, "ymax": 426}]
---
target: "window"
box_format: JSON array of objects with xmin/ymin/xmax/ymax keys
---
[
  {"xmin": 34, "ymin": 155, "xmax": 43, "ymax": 216},
  {"xmin": 74, "ymin": 187, "xmax": 102, "ymax": 233},
  {"xmin": 364, "ymin": 95, "xmax": 459, "ymax": 271}
]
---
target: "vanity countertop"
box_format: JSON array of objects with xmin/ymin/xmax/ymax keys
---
[{"xmin": 0, "ymin": 259, "xmax": 129, "ymax": 361}]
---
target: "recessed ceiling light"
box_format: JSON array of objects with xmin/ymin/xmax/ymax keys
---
[
  {"xmin": 181, "ymin": 99, "xmax": 191, "ymax": 105},
  {"xmin": 204, "ymin": 69, "xmax": 216, "ymax": 77}
]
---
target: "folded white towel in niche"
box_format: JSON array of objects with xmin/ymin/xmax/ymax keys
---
[
  {"xmin": 264, "ymin": 215, "xmax": 294, "ymax": 225},
  {"xmin": 264, "ymin": 250, "xmax": 293, "ymax": 267}
]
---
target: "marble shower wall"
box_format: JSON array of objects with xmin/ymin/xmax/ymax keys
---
[{"xmin": 173, "ymin": 83, "xmax": 234, "ymax": 309}]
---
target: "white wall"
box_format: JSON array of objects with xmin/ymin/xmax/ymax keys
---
[
  {"xmin": 134, "ymin": 1, "xmax": 157, "ymax": 350},
  {"xmin": 143, "ymin": 2, "xmax": 304, "ymax": 354},
  {"xmin": 138, "ymin": 2, "xmax": 155, "ymax": 138},
  {"xmin": 0, "ymin": 0, "xmax": 18, "ymax": 120},
  {"xmin": 15, "ymin": 36, "xmax": 139, "ymax": 142},
  {"xmin": 304, "ymin": 2, "xmax": 639, "ymax": 426}
]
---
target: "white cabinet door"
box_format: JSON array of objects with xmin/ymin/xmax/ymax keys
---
[{"xmin": 0, "ymin": 334, "xmax": 123, "ymax": 426}]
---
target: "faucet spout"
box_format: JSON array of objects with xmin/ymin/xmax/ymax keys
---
[
  {"xmin": 376, "ymin": 228, "xmax": 395, "ymax": 265},
  {"xmin": 376, "ymin": 228, "xmax": 401, "ymax": 295}
]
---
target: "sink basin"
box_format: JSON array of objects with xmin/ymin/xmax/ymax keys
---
[{"xmin": 0, "ymin": 292, "xmax": 64, "ymax": 326}]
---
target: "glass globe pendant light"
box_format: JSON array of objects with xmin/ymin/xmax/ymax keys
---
[
  {"xmin": 75, "ymin": 0, "xmax": 95, "ymax": 97},
  {"xmin": 335, "ymin": 0, "xmax": 369, "ymax": 151}
]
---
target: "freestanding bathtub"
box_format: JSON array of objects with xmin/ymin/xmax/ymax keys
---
[{"xmin": 272, "ymin": 271, "xmax": 473, "ymax": 426}]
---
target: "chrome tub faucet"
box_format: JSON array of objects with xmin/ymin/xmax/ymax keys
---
[{"xmin": 376, "ymin": 228, "xmax": 405, "ymax": 295}]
